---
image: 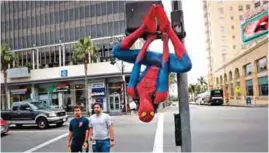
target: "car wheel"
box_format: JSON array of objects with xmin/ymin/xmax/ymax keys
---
[
  {"xmin": 16, "ymin": 124, "xmax": 23, "ymax": 127},
  {"xmin": 37, "ymin": 117, "xmax": 48, "ymax": 129},
  {"xmin": 56, "ymin": 122, "xmax": 64, "ymax": 127}
]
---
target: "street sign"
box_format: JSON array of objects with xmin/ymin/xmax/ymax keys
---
[
  {"xmin": 235, "ymin": 86, "xmax": 241, "ymax": 93},
  {"xmin": 61, "ymin": 70, "xmax": 68, "ymax": 77}
]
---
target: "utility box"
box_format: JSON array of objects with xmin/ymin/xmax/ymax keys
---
[{"xmin": 174, "ymin": 113, "xmax": 182, "ymax": 146}]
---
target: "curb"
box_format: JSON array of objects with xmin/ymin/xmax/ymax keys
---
[{"xmin": 224, "ymin": 104, "xmax": 268, "ymax": 108}]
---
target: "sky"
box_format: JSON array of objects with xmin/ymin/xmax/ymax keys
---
[{"xmin": 148, "ymin": 0, "xmax": 208, "ymax": 86}]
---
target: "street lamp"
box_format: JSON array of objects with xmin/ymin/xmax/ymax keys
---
[{"xmin": 109, "ymin": 38, "xmax": 128, "ymax": 113}]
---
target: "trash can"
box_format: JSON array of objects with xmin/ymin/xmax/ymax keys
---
[{"xmin": 246, "ymin": 97, "xmax": 251, "ymax": 105}]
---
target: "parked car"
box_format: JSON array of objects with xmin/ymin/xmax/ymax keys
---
[
  {"xmin": 1, "ymin": 101, "xmax": 68, "ymax": 129},
  {"xmin": 1, "ymin": 117, "xmax": 9, "ymax": 135}
]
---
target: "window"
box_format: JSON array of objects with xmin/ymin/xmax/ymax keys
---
[
  {"xmin": 238, "ymin": 5, "xmax": 243, "ymax": 11},
  {"xmin": 12, "ymin": 106, "xmax": 19, "ymax": 111},
  {"xmin": 60, "ymin": 10, "xmax": 64, "ymax": 23},
  {"xmin": 85, "ymin": 5, "xmax": 90, "ymax": 18},
  {"xmin": 69, "ymin": 9, "xmax": 75, "ymax": 21},
  {"xmin": 233, "ymin": 45, "xmax": 236, "ymax": 49},
  {"xmin": 75, "ymin": 27, "xmax": 80, "ymax": 40},
  {"xmin": 75, "ymin": 7, "xmax": 80, "ymax": 19},
  {"xmin": 220, "ymin": 26, "xmax": 225, "ymax": 32},
  {"xmin": 97, "ymin": 24, "xmax": 102, "ymax": 37},
  {"xmin": 96, "ymin": 3, "xmax": 101, "ymax": 16},
  {"xmin": 257, "ymin": 57, "xmax": 267, "ymax": 72},
  {"xmin": 239, "ymin": 15, "xmax": 243, "ymax": 20},
  {"xmin": 246, "ymin": 4, "xmax": 250, "ymax": 10},
  {"xmin": 113, "ymin": 1, "xmax": 119, "ymax": 13},
  {"xmin": 245, "ymin": 63, "xmax": 252, "ymax": 76},
  {"xmin": 258, "ymin": 76, "xmax": 268, "ymax": 96},
  {"xmin": 218, "ymin": 7, "xmax": 224, "ymax": 14},
  {"xmin": 101, "ymin": 2, "xmax": 107, "ymax": 16},
  {"xmin": 90, "ymin": 4, "xmax": 96, "ymax": 17},
  {"xmin": 20, "ymin": 104, "xmax": 32, "ymax": 111},
  {"xmin": 230, "ymin": 16, "xmax": 234, "ymax": 20},
  {"xmin": 40, "ymin": 14, "xmax": 45, "ymax": 25},
  {"xmin": 119, "ymin": 1, "xmax": 125, "ymax": 12},
  {"xmin": 255, "ymin": 1, "xmax": 261, "ymax": 8},
  {"xmin": 246, "ymin": 80, "xmax": 253, "ymax": 96},
  {"xmin": 80, "ymin": 27, "xmax": 86, "ymax": 38},
  {"xmin": 91, "ymin": 25, "xmax": 97, "ymax": 38},
  {"xmin": 107, "ymin": 1, "xmax": 113, "ymax": 14},
  {"xmin": 80, "ymin": 6, "xmax": 85, "ymax": 19}
]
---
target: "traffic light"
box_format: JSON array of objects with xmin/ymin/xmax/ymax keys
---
[
  {"xmin": 171, "ymin": 10, "xmax": 186, "ymax": 40},
  {"xmin": 125, "ymin": 1, "xmax": 162, "ymax": 39}
]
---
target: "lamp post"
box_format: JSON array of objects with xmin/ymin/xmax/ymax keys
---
[{"xmin": 109, "ymin": 38, "xmax": 128, "ymax": 113}]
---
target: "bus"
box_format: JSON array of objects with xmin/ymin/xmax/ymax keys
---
[{"xmin": 201, "ymin": 89, "xmax": 224, "ymax": 105}]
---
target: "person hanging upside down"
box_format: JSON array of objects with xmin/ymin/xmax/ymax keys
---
[{"xmin": 112, "ymin": 4, "xmax": 192, "ymax": 123}]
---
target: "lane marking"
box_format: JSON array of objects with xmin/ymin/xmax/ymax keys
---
[
  {"xmin": 9, "ymin": 129, "xmax": 68, "ymax": 133},
  {"xmin": 153, "ymin": 113, "xmax": 164, "ymax": 153},
  {"xmin": 23, "ymin": 132, "xmax": 68, "ymax": 153}
]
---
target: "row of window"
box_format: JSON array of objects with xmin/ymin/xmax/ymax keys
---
[
  {"xmin": 2, "ymin": 20, "xmax": 125, "ymax": 50},
  {"xmin": 245, "ymin": 76, "xmax": 268, "ymax": 96},
  {"xmin": 1, "ymin": 1, "xmax": 125, "ymax": 33},
  {"xmin": 244, "ymin": 57, "xmax": 267, "ymax": 76}
]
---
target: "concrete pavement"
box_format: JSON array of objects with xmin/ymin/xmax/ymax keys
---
[{"xmin": 1, "ymin": 105, "xmax": 268, "ymax": 152}]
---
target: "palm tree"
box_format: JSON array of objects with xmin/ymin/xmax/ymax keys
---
[
  {"xmin": 198, "ymin": 76, "xmax": 208, "ymax": 92},
  {"xmin": 72, "ymin": 36, "xmax": 98, "ymax": 114},
  {"xmin": 188, "ymin": 84, "xmax": 196, "ymax": 101},
  {"xmin": 169, "ymin": 73, "xmax": 177, "ymax": 87},
  {"xmin": 1, "ymin": 44, "xmax": 14, "ymax": 109}
]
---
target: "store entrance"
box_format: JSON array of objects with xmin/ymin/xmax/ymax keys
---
[{"xmin": 109, "ymin": 94, "xmax": 121, "ymax": 112}]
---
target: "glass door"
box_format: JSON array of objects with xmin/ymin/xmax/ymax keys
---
[{"xmin": 109, "ymin": 94, "xmax": 121, "ymax": 112}]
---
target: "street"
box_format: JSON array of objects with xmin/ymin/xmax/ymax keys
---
[{"xmin": 1, "ymin": 105, "xmax": 268, "ymax": 152}]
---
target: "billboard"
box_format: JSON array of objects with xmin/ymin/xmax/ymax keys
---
[{"xmin": 241, "ymin": 5, "xmax": 268, "ymax": 44}]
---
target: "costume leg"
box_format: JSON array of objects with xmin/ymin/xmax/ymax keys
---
[{"xmin": 154, "ymin": 33, "xmax": 169, "ymax": 104}]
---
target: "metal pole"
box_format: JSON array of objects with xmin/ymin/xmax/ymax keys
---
[
  {"xmin": 176, "ymin": 1, "xmax": 192, "ymax": 152},
  {"xmin": 121, "ymin": 61, "xmax": 128, "ymax": 112}
]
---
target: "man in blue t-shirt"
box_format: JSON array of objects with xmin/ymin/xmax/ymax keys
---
[{"xmin": 67, "ymin": 105, "xmax": 89, "ymax": 152}]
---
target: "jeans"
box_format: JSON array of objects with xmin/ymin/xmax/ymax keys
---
[{"xmin": 92, "ymin": 139, "xmax": 110, "ymax": 152}]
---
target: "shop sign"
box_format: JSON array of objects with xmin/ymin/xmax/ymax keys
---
[
  {"xmin": 92, "ymin": 82, "xmax": 105, "ymax": 88},
  {"xmin": 61, "ymin": 69, "xmax": 68, "ymax": 77},
  {"xmin": 56, "ymin": 83, "xmax": 70, "ymax": 92},
  {"xmin": 7, "ymin": 67, "xmax": 30, "ymax": 79},
  {"xmin": 91, "ymin": 88, "xmax": 106, "ymax": 97},
  {"xmin": 10, "ymin": 88, "xmax": 28, "ymax": 95}
]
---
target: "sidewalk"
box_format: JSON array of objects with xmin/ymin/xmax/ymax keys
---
[{"xmin": 223, "ymin": 103, "xmax": 268, "ymax": 108}]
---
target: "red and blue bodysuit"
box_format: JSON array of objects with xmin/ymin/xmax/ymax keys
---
[{"xmin": 112, "ymin": 5, "xmax": 192, "ymax": 123}]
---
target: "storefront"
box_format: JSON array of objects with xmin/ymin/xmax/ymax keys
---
[
  {"xmin": 107, "ymin": 80, "xmax": 123, "ymax": 113},
  {"xmin": 9, "ymin": 85, "xmax": 31, "ymax": 106},
  {"xmin": 89, "ymin": 82, "xmax": 107, "ymax": 112}
]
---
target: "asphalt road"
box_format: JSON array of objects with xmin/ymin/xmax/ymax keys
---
[{"xmin": 1, "ymin": 105, "xmax": 268, "ymax": 152}]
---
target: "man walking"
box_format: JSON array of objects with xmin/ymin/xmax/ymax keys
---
[
  {"xmin": 89, "ymin": 103, "xmax": 115, "ymax": 152},
  {"xmin": 67, "ymin": 105, "xmax": 89, "ymax": 152}
]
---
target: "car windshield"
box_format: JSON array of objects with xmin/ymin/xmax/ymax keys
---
[{"xmin": 30, "ymin": 101, "xmax": 49, "ymax": 109}]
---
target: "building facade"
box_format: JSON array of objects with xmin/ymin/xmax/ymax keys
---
[
  {"xmin": 203, "ymin": 0, "xmax": 268, "ymax": 105},
  {"xmin": 0, "ymin": 1, "xmax": 144, "ymax": 113}
]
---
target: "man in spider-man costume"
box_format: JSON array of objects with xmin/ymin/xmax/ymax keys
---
[{"xmin": 112, "ymin": 5, "xmax": 192, "ymax": 123}]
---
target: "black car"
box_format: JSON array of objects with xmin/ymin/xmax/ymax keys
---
[{"xmin": 1, "ymin": 101, "xmax": 68, "ymax": 129}]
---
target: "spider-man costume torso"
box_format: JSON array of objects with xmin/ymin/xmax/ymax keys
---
[{"xmin": 112, "ymin": 5, "xmax": 192, "ymax": 123}]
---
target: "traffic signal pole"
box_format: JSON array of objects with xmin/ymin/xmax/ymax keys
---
[{"xmin": 172, "ymin": 1, "xmax": 192, "ymax": 152}]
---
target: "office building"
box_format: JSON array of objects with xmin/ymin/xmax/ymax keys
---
[
  {"xmin": 203, "ymin": 0, "xmax": 268, "ymax": 105},
  {"xmin": 0, "ymin": 1, "xmax": 145, "ymax": 113}
]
